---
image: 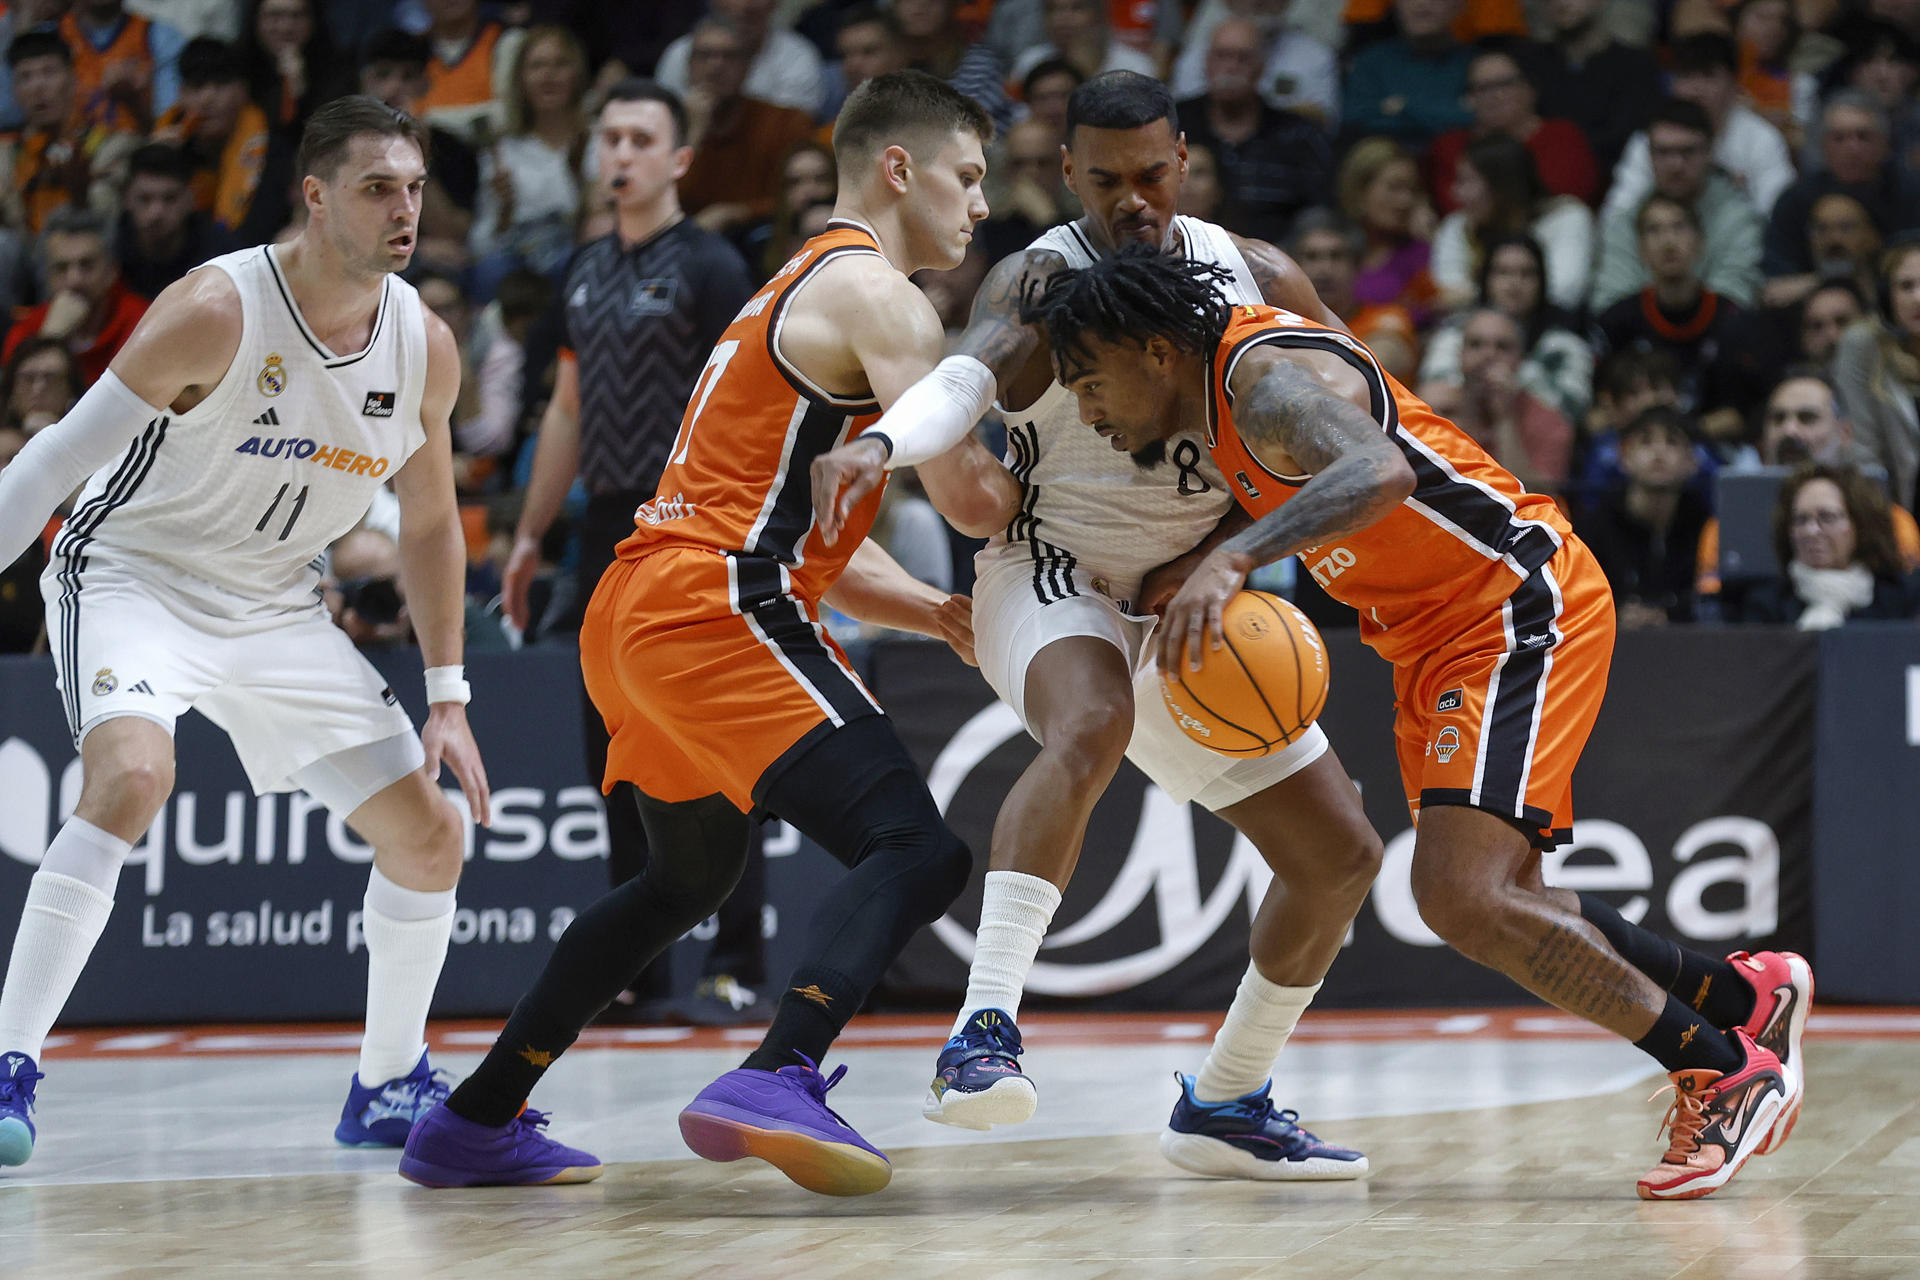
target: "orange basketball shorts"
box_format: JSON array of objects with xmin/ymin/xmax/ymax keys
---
[
  {"xmin": 1390, "ymin": 536, "xmax": 1616, "ymax": 850},
  {"xmin": 579, "ymin": 547, "xmax": 883, "ymax": 810}
]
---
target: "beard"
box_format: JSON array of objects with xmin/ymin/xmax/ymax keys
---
[{"xmin": 1130, "ymin": 438, "xmax": 1167, "ymax": 470}]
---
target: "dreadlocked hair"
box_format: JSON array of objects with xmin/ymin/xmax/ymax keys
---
[{"xmin": 1019, "ymin": 242, "xmax": 1235, "ymax": 373}]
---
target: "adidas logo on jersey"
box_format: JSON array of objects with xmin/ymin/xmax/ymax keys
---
[
  {"xmin": 254, "ymin": 408, "xmax": 281, "ymax": 426},
  {"xmin": 233, "ymin": 436, "xmax": 391, "ymax": 478}
]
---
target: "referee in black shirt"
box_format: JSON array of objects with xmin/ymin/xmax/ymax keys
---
[{"xmin": 504, "ymin": 80, "xmax": 760, "ymax": 1023}]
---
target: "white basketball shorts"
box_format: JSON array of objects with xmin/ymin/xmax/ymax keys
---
[
  {"xmin": 44, "ymin": 566, "xmax": 421, "ymax": 810},
  {"xmin": 971, "ymin": 550, "xmax": 1327, "ymax": 812}
]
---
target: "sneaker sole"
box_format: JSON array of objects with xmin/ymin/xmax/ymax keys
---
[
  {"xmin": 1159, "ymin": 1130, "xmax": 1369, "ymax": 1182},
  {"xmin": 1635, "ymin": 1088, "xmax": 1786, "ymax": 1201},
  {"xmin": 397, "ymin": 1155, "xmax": 604, "ymax": 1188},
  {"xmin": 1757, "ymin": 953, "xmax": 1813, "ymax": 1157},
  {"xmin": 922, "ymin": 1076, "xmax": 1037, "ymax": 1131},
  {"xmin": 679, "ymin": 1109, "xmax": 890, "ymax": 1196},
  {"xmin": 0, "ymin": 1117, "xmax": 33, "ymax": 1167}
]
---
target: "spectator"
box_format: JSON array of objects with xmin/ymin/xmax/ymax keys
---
[
  {"xmin": 1177, "ymin": 140, "xmax": 1230, "ymax": 225},
  {"xmin": 735, "ymin": 138, "xmax": 839, "ymax": 282},
  {"xmin": 655, "ymin": 0, "xmax": 825, "ymax": 117},
  {"xmin": 4, "ymin": 206, "xmax": 147, "ymax": 385},
  {"xmin": 115, "ymin": 141, "xmax": 231, "ymax": 300},
  {"xmin": 0, "ymin": 0, "xmax": 73, "ymax": 134},
  {"xmin": 62, "ymin": 0, "xmax": 188, "ymax": 128},
  {"xmin": 468, "ymin": 25, "xmax": 590, "ymax": 300},
  {"xmin": 1009, "ymin": 0, "xmax": 1157, "ymax": 85},
  {"xmin": 895, "ymin": 0, "xmax": 1012, "ymax": 133},
  {"xmin": 415, "ymin": 0, "xmax": 526, "ymax": 143},
  {"xmin": 235, "ymin": 0, "xmax": 349, "ymax": 135},
  {"xmin": 1020, "ymin": 56, "xmax": 1080, "ymax": 145},
  {"xmin": 1523, "ymin": 0, "xmax": 1662, "ymax": 177},
  {"xmin": 1595, "ymin": 193, "xmax": 1778, "ymax": 447},
  {"xmin": 1784, "ymin": 193, "xmax": 1885, "ymax": 308},
  {"xmin": 149, "ymin": 37, "xmax": 292, "ymax": 244},
  {"xmin": 1603, "ymin": 33, "xmax": 1795, "ymax": 224},
  {"xmin": 1167, "ymin": 0, "xmax": 1340, "ymax": 128},
  {"xmin": 1341, "ymin": 0, "xmax": 1475, "ymax": 149},
  {"xmin": 1, "ymin": 334, "xmax": 81, "ymax": 435},
  {"xmin": 1338, "ymin": 136, "xmax": 1438, "ymax": 323},
  {"xmin": 1420, "ymin": 306, "xmax": 1574, "ymax": 493},
  {"xmin": 1174, "ymin": 17, "xmax": 1331, "ymax": 244},
  {"xmin": 1429, "ymin": 44, "xmax": 1596, "ymax": 212},
  {"xmin": 979, "ymin": 117, "xmax": 1073, "ymax": 262},
  {"xmin": 327, "ymin": 524, "xmax": 512, "ymax": 651},
  {"xmin": 820, "ymin": 5, "xmax": 906, "ymax": 124},
  {"xmin": 677, "ymin": 18, "xmax": 817, "ymax": 236},
  {"xmin": 1, "ymin": 29, "xmax": 141, "ymax": 234},
  {"xmin": 1430, "ymin": 133, "xmax": 1591, "ymax": 312},
  {"xmin": 1591, "ymin": 98, "xmax": 1765, "ymax": 311},
  {"xmin": 458, "ymin": 267, "xmax": 552, "ymax": 463},
  {"xmin": 359, "ymin": 29, "xmax": 480, "ymax": 269},
  {"xmin": 1730, "ymin": 462, "xmax": 1920, "ymax": 626},
  {"xmin": 1575, "ymin": 405, "xmax": 1711, "ymax": 627},
  {"xmin": 1571, "ymin": 346, "xmax": 1688, "ymax": 505},
  {"xmin": 1733, "ymin": 0, "xmax": 1816, "ymax": 146},
  {"xmin": 0, "ymin": 421, "xmax": 42, "ymax": 653},
  {"xmin": 1825, "ymin": 19, "xmax": 1920, "ymax": 172},
  {"xmin": 1832, "ymin": 239, "xmax": 1920, "ymax": 513},
  {"xmin": 1287, "ymin": 206, "xmax": 1420, "ymax": 382},
  {"xmin": 1761, "ymin": 92, "xmax": 1920, "ymax": 307},
  {"xmin": 1797, "ymin": 277, "xmax": 1866, "ymax": 369},
  {"xmin": 1421, "ymin": 232, "xmax": 1591, "ymax": 421}
]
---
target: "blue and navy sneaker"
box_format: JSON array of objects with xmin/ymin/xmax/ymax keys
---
[
  {"xmin": 0, "ymin": 1052, "xmax": 42, "ymax": 1167},
  {"xmin": 923, "ymin": 1008, "xmax": 1036, "ymax": 1131},
  {"xmin": 1160, "ymin": 1072, "xmax": 1369, "ymax": 1181},
  {"xmin": 335, "ymin": 1051, "xmax": 452, "ymax": 1147}
]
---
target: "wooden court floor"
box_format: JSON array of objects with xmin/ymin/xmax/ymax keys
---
[{"xmin": 0, "ymin": 1014, "xmax": 1915, "ymax": 1279}]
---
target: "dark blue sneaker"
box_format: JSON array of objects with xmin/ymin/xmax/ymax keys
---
[
  {"xmin": 0, "ymin": 1052, "xmax": 41, "ymax": 1167},
  {"xmin": 399, "ymin": 1103, "xmax": 603, "ymax": 1187},
  {"xmin": 334, "ymin": 1051, "xmax": 452, "ymax": 1147},
  {"xmin": 923, "ymin": 1008, "xmax": 1036, "ymax": 1131},
  {"xmin": 1160, "ymin": 1072, "xmax": 1369, "ymax": 1181}
]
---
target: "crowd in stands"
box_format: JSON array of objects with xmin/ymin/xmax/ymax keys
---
[{"xmin": 3, "ymin": 0, "xmax": 1920, "ymax": 659}]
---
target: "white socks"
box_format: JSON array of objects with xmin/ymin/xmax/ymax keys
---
[
  {"xmin": 0, "ymin": 817, "xmax": 128, "ymax": 1059},
  {"xmin": 953, "ymin": 870, "xmax": 1061, "ymax": 1036},
  {"xmin": 358, "ymin": 866, "xmax": 456, "ymax": 1086},
  {"xmin": 1193, "ymin": 967, "xmax": 1321, "ymax": 1103}
]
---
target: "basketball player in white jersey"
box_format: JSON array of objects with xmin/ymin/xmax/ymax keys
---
[
  {"xmin": 814, "ymin": 72, "xmax": 1380, "ymax": 1180},
  {"xmin": 0, "ymin": 97, "xmax": 488, "ymax": 1167}
]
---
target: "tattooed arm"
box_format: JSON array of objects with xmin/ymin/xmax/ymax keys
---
[
  {"xmin": 1157, "ymin": 345, "xmax": 1415, "ymax": 672},
  {"xmin": 1228, "ymin": 232, "xmax": 1350, "ymax": 334}
]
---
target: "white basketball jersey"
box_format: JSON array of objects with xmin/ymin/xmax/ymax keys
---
[
  {"xmin": 53, "ymin": 246, "xmax": 429, "ymax": 619},
  {"xmin": 982, "ymin": 216, "xmax": 1261, "ymax": 609}
]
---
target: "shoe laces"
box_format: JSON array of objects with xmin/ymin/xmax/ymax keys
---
[
  {"xmin": 781, "ymin": 1053, "xmax": 855, "ymax": 1129},
  {"xmin": 1648, "ymin": 1080, "xmax": 1711, "ymax": 1161},
  {"xmin": 0, "ymin": 1068, "xmax": 42, "ymax": 1110},
  {"xmin": 512, "ymin": 1107, "xmax": 555, "ymax": 1135},
  {"xmin": 954, "ymin": 1018, "xmax": 1021, "ymax": 1058}
]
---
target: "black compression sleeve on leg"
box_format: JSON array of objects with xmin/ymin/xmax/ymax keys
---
[
  {"xmin": 1577, "ymin": 893, "xmax": 1754, "ymax": 1028},
  {"xmin": 742, "ymin": 717, "xmax": 972, "ymax": 1072},
  {"xmin": 446, "ymin": 792, "xmax": 751, "ymax": 1125}
]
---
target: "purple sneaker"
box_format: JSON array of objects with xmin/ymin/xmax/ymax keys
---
[
  {"xmin": 678, "ymin": 1056, "xmax": 891, "ymax": 1196},
  {"xmin": 398, "ymin": 1102, "xmax": 603, "ymax": 1188}
]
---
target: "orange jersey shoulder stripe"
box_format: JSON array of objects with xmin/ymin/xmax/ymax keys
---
[
  {"xmin": 618, "ymin": 221, "xmax": 888, "ymax": 605},
  {"xmin": 1206, "ymin": 305, "xmax": 1573, "ymax": 663}
]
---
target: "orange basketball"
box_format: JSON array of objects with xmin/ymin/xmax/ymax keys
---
[{"xmin": 1160, "ymin": 590, "xmax": 1331, "ymax": 757}]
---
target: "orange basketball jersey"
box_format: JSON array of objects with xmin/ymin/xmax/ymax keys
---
[
  {"xmin": 1204, "ymin": 305, "xmax": 1574, "ymax": 665},
  {"xmin": 615, "ymin": 220, "xmax": 888, "ymax": 605}
]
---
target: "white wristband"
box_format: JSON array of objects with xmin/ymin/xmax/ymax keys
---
[{"xmin": 424, "ymin": 665, "xmax": 471, "ymax": 706}]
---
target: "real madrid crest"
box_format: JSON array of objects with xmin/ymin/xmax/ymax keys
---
[
  {"xmin": 257, "ymin": 352, "xmax": 287, "ymax": 397},
  {"xmin": 91, "ymin": 668, "xmax": 117, "ymax": 695}
]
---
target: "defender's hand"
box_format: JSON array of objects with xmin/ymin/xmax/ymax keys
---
[
  {"xmin": 810, "ymin": 435, "xmax": 890, "ymax": 546},
  {"xmin": 423, "ymin": 703, "xmax": 491, "ymax": 827},
  {"xmin": 501, "ymin": 534, "xmax": 541, "ymax": 632},
  {"xmin": 932, "ymin": 592, "xmax": 976, "ymax": 666},
  {"xmin": 1158, "ymin": 551, "xmax": 1250, "ymax": 675}
]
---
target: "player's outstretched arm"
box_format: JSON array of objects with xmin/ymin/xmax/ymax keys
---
[
  {"xmin": 823, "ymin": 538, "xmax": 976, "ymax": 666},
  {"xmin": 1158, "ymin": 345, "xmax": 1415, "ymax": 674},
  {"xmin": 1228, "ymin": 233, "xmax": 1350, "ymax": 335},
  {"xmin": 392, "ymin": 303, "xmax": 491, "ymax": 825},
  {"xmin": 0, "ymin": 268, "xmax": 240, "ymax": 568},
  {"xmin": 811, "ymin": 249, "xmax": 1065, "ymax": 543}
]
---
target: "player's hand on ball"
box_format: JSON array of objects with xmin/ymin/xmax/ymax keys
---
[
  {"xmin": 1159, "ymin": 550, "xmax": 1250, "ymax": 674},
  {"xmin": 933, "ymin": 592, "xmax": 976, "ymax": 666},
  {"xmin": 424, "ymin": 704, "xmax": 492, "ymax": 827},
  {"xmin": 1139, "ymin": 546, "xmax": 1206, "ymax": 616},
  {"xmin": 811, "ymin": 435, "xmax": 890, "ymax": 545}
]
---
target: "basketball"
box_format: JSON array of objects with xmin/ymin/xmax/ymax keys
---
[{"xmin": 1160, "ymin": 590, "xmax": 1330, "ymax": 757}]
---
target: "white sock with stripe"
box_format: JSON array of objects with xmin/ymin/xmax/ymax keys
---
[
  {"xmin": 0, "ymin": 818, "xmax": 128, "ymax": 1059},
  {"xmin": 952, "ymin": 870, "xmax": 1061, "ymax": 1036},
  {"xmin": 1193, "ymin": 967, "xmax": 1321, "ymax": 1103}
]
